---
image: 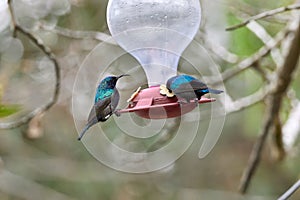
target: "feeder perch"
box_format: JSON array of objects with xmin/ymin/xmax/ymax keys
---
[{"xmin": 117, "ymin": 86, "xmax": 215, "ymax": 119}]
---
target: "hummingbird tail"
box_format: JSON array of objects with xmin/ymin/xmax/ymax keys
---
[
  {"xmin": 208, "ymin": 88, "xmax": 223, "ymax": 94},
  {"xmin": 77, "ymin": 117, "xmax": 97, "ymax": 141},
  {"xmin": 77, "ymin": 124, "xmax": 93, "ymax": 141},
  {"xmin": 77, "ymin": 125, "xmax": 89, "ymax": 141}
]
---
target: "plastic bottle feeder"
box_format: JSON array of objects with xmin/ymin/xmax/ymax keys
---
[{"xmin": 107, "ymin": 0, "xmax": 215, "ymax": 119}]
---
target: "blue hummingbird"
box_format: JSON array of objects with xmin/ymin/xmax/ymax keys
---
[
  {"xmin": 78, "ymin": 74, "xmax": 128, "ymax": 141},
  {"xmin": 166, "ymin": 74, "xmax": 223, "ymax": 103}
]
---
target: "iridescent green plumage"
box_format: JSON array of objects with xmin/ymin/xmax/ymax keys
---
[{"xmin": 95, "ymin": 89, "xmax": 114, "ymax": 103}]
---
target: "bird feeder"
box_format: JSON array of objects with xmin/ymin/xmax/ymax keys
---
[{"xmin": 107, "ymin": 0, "xmax": 214, "ymax": 119}]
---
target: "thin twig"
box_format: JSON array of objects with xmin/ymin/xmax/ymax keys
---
[
  {"xmin": 226, "ymin": 3, "xmax": 300, "ymax": 31},
  {"xmin": 210, "ymin": 28, "xmax": 289, "ymax": 85},
  {"xmin": 238, "ymin": 98, "xmax": 279, "ymax": 193},
  {"xmin": 225, "ymin": 85, "xmax": 270, "ymax": 114},
  {"xmin": 246, "ymin": 21, "xmax": 283, "ymax": 67},
  {"xmin": 0, "ymin": 0, "xmax": 60, "ymax": 129},
  {"xmin": 227, "ymin": 0, "xmax": 290, "ymax": 25},
  {"xmin": 252, "ymin": 63, "xmax": 269, "ymax": 81},
  {"xmin": 278, "ymin": 179, "xmax": 300, "ymax": 200},
  {"xmin": 40, "ymin": 24, "xmax": 117, "ymax": 45},
  {"xmin": 200, "ymin": 33, "xmax": 239, "ymax": 64},
  {"xmin": 7, "ymin": 0, "xmax": 17, "ymax": 36},
  {"xmin": 238, "ymin": 12, "xmax": 300, "ymax": 194}
]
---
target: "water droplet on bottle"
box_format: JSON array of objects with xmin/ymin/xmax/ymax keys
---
[
  {"xmin": 164, "ymin": 15, "xmax": 168, "ymax": 19},
  {"xmin": 188, "ymin": 8, "xmax": 192, "ymax": 15}
]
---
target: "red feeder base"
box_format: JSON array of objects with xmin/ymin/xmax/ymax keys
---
[{"xmin": 118, "ymin": 86, "xmax": 215, "ymax": 119}]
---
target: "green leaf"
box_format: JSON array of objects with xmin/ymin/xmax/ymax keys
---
[{"xmin": 0, "ymin": 104, "xmax": 21, "ymax": 118}]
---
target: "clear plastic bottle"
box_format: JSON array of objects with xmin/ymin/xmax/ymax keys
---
[{"xmin": 107, "ymin": 0, "xmax": 201, "ymax": 86}]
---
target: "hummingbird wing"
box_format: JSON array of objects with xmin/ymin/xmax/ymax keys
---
[
  {"xmin": 188, "ymin": 79, "xmax": 208, "ymax": 90},
  {"xmin": 91, "ymin": 96, "xmax": 112, "ymax": 122},
  {"xmin": 173, "ymin": 83, "xmax": 195, "ymax": 93},
  {"xmin": 172, "ymin": 79, "xmax": 208, "ymax": 101},
  {"xmin": 171, "ymin": 83, "xmax": 197, "ymax": 101},
  {"xmin": 110, "ymin": 89, "xmax": 120, "ymax": 112},
  {"xmin": 189, "ymin": 80, "xmax": 223, "ymax": 94}
]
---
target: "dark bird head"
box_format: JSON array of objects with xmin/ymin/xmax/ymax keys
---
[
  {"xmin": 99, "ymin": 74, "xmax": 129, "ymax": 89},
  {"xmin": 167, "ymin": 75, "xmax": 197, "ymax": 91},
  {"xmin": 166, "ymin": 76, "xmax": 177, "ymax": 93}
]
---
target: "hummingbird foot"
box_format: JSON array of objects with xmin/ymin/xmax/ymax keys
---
[
  {"xmin": 193, "ymin": 98, "xmax": 199, "ymax": 106},
  {"xmin": 177, "ymin": 99, "xmax": 188, "ymax": 105},
  {"xmin": 114, "ymin": 109, "xmax": 121, "ymax": 117}
]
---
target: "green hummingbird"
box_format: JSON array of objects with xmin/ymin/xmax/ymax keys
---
[{"xmin": 78, "ymin": 74, "xmax": 128, "ymax": 141}]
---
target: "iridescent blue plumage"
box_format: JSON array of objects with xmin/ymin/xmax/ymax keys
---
[
  {"xmin": 166, "ymin": 74, "xmax": 223, "ymax": 102},
  {"xmin": 168, "ymin": 75, "xmax": 196, "ymax": 91},
  {"xmin": 95, "ymin": 88, "xmax": 114, "ymax": 103},
  {"xmin": 78, "ymin": 75, "xmax": 128, "ymax": 141},
  {"xmin": 94, "ymin": 76, "xmax": 118, "ymax": 103}
]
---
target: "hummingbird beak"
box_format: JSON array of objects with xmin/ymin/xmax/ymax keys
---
[{"xmin": 117, "ymin": 74, "xmax": 130, "ymax": 79}]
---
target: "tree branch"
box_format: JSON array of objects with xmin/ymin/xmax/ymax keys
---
[
  {"xmin": 246, "ymin": 21, "xmax": 283, "ymax": 67},
  {"xmin": 278, "ymin": 179, "xmax": 300, "ymax": 200},
  {"xmin": 40, "ymin": 24, "xmax": 117, "ymax": 45},
  {"xmin": 226, "ymin": 3, "xmax": 300, "ymax": 31},
  {"xmin": 210, "ymin": 28, "xmax": 289, "ymax": 86},
  {"xmin": 238, "ymin": 12, "xmax": 300, "ymax": 194},
  {"xmin": 201, "ymin": 33, "xmax": 239, "ymax": 64},
  {"xmin": 0, "ymin": 0, "xmax": 60, "ymax": 129},
  {"xmin": 225, "ymin": 85, "xmax": 270, "ymax": 114}
]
